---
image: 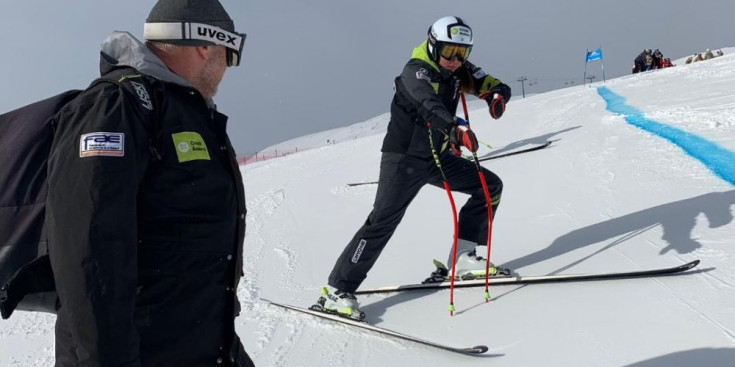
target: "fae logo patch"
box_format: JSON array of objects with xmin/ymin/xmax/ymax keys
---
[
  {"xmin": 171, "ymin": 132, "xmax": 210, "ymax": 162},
  {"xmin": 79, "ymin": 132, "xmax": 124, "ymax": 157}
]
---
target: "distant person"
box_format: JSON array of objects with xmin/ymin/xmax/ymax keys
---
[
  {"xmin": 716, "ymin": 49, "xmax": 724, "ymax": 57},
  {"xmin": 652, "ymin": 49, "xmax": 664, "ymax": 69},
  {"xmin": 314, "ymin": 16, "xmax": 511, "ymax": 320},
  {"xmin": 645, "ymin": 53, "xmax": 654, "ymax": 70},
  {"xmin": 46, "ymin": 0, "xmax": 253, "ymax": 366},
  {"xmin": 660, "ymin": 58, "xmax": 674, "ymax": 68},
  {"xmin": 633, "ymin": 49, "xmax": 652, "ymax": 73},
  {"xmin": 704, "ymin": 48, "xmax": 714, "ymax": 60}
]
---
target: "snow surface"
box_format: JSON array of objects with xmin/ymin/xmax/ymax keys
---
[{"xmin": 2, "ymin": 49, "xmax": 735, "ymax": 366}]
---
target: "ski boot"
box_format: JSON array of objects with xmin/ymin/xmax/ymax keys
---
[
  {"xmin": 310, "ymin": 286, "xmax": 366, "ymax": 321},
  {"xmin": 423, "ymin": 239, "xmax": 511, "ymax": 283},
  {"xmin": 450, "ymin": 250, "xmax": 511, "ymax": 280}
]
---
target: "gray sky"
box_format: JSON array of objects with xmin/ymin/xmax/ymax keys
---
[{"xmin": 2, "ymin": 0, "xmax": 733, "ymax": 154}]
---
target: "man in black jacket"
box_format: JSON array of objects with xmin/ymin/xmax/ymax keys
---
[
  {"xmin": 316, "ymin": 16, "xmax": 511, "ymax": 320},
  {"xmin": 47, "ymin": 0, "xmax": 253, "ymax": 365},
  {"xmin": 633, "ymin": 49, "xmax": 652, "ymax": 73}
]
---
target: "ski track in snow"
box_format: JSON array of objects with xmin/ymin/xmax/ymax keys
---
[
  {"xmin": 4, "ymin": 347, "xmax": 54, "ymax": 367},
  {"xmin": 273, "ymin": 243, "xmax": 303, "ymax": 293},
  {"xmin": 650, "ymin": 275, "xmax": 735, "ymax": 343},
  {"xmin": 240, "ymin": 185, "xmax": 300, "ymax": 364}
]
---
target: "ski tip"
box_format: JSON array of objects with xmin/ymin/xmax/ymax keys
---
[
  {"xmin": 467, "ymin": 345, "xmax": 489, "ymax": 354},
  {"xmin": 686, "ymin": 259, "xmax": 700, "ymax": 269}
]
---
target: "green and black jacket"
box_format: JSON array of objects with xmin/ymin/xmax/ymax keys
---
[{"xmin": 381, "ymin": 40, "xmax": 507, "ymax": 158}]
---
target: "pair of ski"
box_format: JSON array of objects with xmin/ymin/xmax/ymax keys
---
[
  {"xmin": 265, "ymin": 259, "xmax": 700, "ymax": 356},
  {"xmin": 346, "ymin": 141, "xmax": 552, "ymax": 187}
]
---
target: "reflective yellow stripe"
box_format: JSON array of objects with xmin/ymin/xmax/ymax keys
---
[
  {"xmin": 410, "ymin": 40, "xmax": 440, "ymax": 72},
  {"xmin": 118, "ymin": 74, "xmax": 143, "ymax": 83},
  {"xmin": 480, "ymin": 77, "xmax": 500, "ymax": 94},
  {"xmin": 490, "ymin": 193, "xmax": 502, "ymax": 206}
]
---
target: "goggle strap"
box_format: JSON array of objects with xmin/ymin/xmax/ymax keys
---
[{"xmin": 144, "ymin": 22, "xmax": 245, "ymax": 53}]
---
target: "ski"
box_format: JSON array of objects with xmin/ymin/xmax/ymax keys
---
[
  {"xmin": 474, "ymin": 141, "xmax": 552, "ymax": 162},
  {"xmin": 346, "ymin": 180, "xmax": 380, "ymax": 187},
  {"xmin": 354, "ymin": 260, "xmax": 700, "ymax": 295},
  {"xmin": 263, "ymin": 298, "xmax": 490, "ymax": 356},
  {"xmin": 346, "ymin": 142, "xmax": 552, "ymax": 187}
]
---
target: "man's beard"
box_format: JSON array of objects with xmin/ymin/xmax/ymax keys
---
[{"xmin": 198, "ymin": 49, "xmax": 225, "ymax": 99}]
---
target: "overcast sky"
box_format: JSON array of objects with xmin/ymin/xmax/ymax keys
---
[{"xmin": 2, "ymin": 0, "xmax": 734, "ymax": 154}]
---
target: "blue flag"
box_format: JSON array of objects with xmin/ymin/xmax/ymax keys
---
[{"xmin": 586, "ymin": 48, "xmax": 602, "ymax": 62}]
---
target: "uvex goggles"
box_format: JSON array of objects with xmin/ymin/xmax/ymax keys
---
[
  {"xmin": 144, "ymin": 22, "xmax": 246, "ymax": 67},
  {"xmin": 438, "ymin": 43, "xmax": 472, "ymax": 62}
]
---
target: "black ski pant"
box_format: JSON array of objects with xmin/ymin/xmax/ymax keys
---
[{"xmin": 328, "ymin": 152, "xmax": 503, "ymax": 293}]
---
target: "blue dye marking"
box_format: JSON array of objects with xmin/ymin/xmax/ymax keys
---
[{"xmin": 597, "ymin": 86, "xmax": 735, "ymax": 186}]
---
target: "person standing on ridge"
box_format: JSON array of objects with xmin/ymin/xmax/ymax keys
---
[
  {"xmin": 633, "ymin": 49, "xmax": 652, "ymax": 73},
  {"xmin": 46, "ymin": 0, "xmax": 253, "ymax": 365},
  {"xmin": 315, "ymin": 16, "xmax": 511, "ymax": 320}
]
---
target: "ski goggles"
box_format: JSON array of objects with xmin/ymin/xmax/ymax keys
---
[
  {"xmin": 438, "ymin": 43, "xmax": 472, "ymax": 62},
  {"xmin": 144, "ymin": 22, "xmax": 247, "ymax": 67}
]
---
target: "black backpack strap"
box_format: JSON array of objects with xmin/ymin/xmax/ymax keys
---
[{"xmin": 93, "ymin": 69, "xmax": 163, "ymax": 160}]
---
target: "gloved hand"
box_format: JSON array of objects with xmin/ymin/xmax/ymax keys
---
[
  {"xmin": 479, "ymin": 83, "xmax": 511, "ymax": 119},
  {"xmin": 449, "ymin": 124, "xmax": 478, "ymax": 156},
  {"xmin": 488, "ymin": 94, "xmax": 506, "ymax": 119}
]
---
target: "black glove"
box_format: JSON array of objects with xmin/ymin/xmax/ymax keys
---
[
  {"xmin": 488, "ymin": 94, "xmax": 506, "ymax": 119},
  {"xmin": 449, "ymin": 124, "xmax": 478, "ymax": 155},
  {"xmin": 480, "ymin": 83, "xmax": 511, "ymax": 119},
  {"xmin": 490, "ymin": 83, "xmax": 511, "ymax": 103}
]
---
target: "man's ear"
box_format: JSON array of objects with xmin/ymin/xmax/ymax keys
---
[{"xmin": 195, "ymin": 45, "xmax": 211, "ymax": 60}]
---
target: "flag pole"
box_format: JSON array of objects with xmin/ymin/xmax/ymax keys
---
[
  {"xmin": 600, "ymin": 45, "xmax": 606, "ymax": 83},
  {"xmin": 583, "ymin": 48, "xmax": 588, "ymax": 86}
]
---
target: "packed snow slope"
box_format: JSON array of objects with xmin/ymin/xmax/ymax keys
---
[{"xmin": 3, "ymin": 49, "xmax": 735, "ymax": 366}]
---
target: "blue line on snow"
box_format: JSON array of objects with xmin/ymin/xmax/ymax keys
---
[{"xmin": 596, "ymin": 86, "xmax": 735, "ymax": 186}]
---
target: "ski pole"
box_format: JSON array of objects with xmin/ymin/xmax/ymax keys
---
[
  {"xmin": 478, "ymin": 139, "xmax": 493, "ymax": 150},
  {"xmin": 459, "ymin": 92, "xmax": 496, "ymax": 302},
  {"xmin": 426, "ymin": 122, "xmax": 460, "ymax": 316}
]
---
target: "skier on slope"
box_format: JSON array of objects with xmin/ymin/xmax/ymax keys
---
[{"xmin": 315, "ymin": 16, "xmax": 511, "ymax": 320}]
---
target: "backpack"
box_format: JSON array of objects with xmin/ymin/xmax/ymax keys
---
[{"xmin": 0, "ymin": 69, "xmax": 159, "ymax": 319}]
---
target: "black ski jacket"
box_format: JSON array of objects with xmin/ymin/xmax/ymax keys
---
[
  {"xmin": 381, "ymin": 40, "xmax": 509, "ymax": 158},
  {"xmin": 46, "ymin": 32, "xmax": 247, "ymax": 367}
]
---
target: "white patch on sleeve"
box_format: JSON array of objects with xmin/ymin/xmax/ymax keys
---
[
  {"xmin": 473, "ymin": 68, "xmax": 487, "ymax": 79},
  {"xmin": 79, "ymin": 132, "xmax": 125, "ymax": 157},
  {"xmin": 415, "ymin": 68, "xmax": 432, "ymax": 83},
  {"xmin": 129, "ymin": 81, "xmax": 153, "ymax": 110}
]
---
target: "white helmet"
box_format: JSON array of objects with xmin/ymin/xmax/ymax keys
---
[{"xmin": 427, "ymin": 16, "xmax": 473, "ymax": 63}]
